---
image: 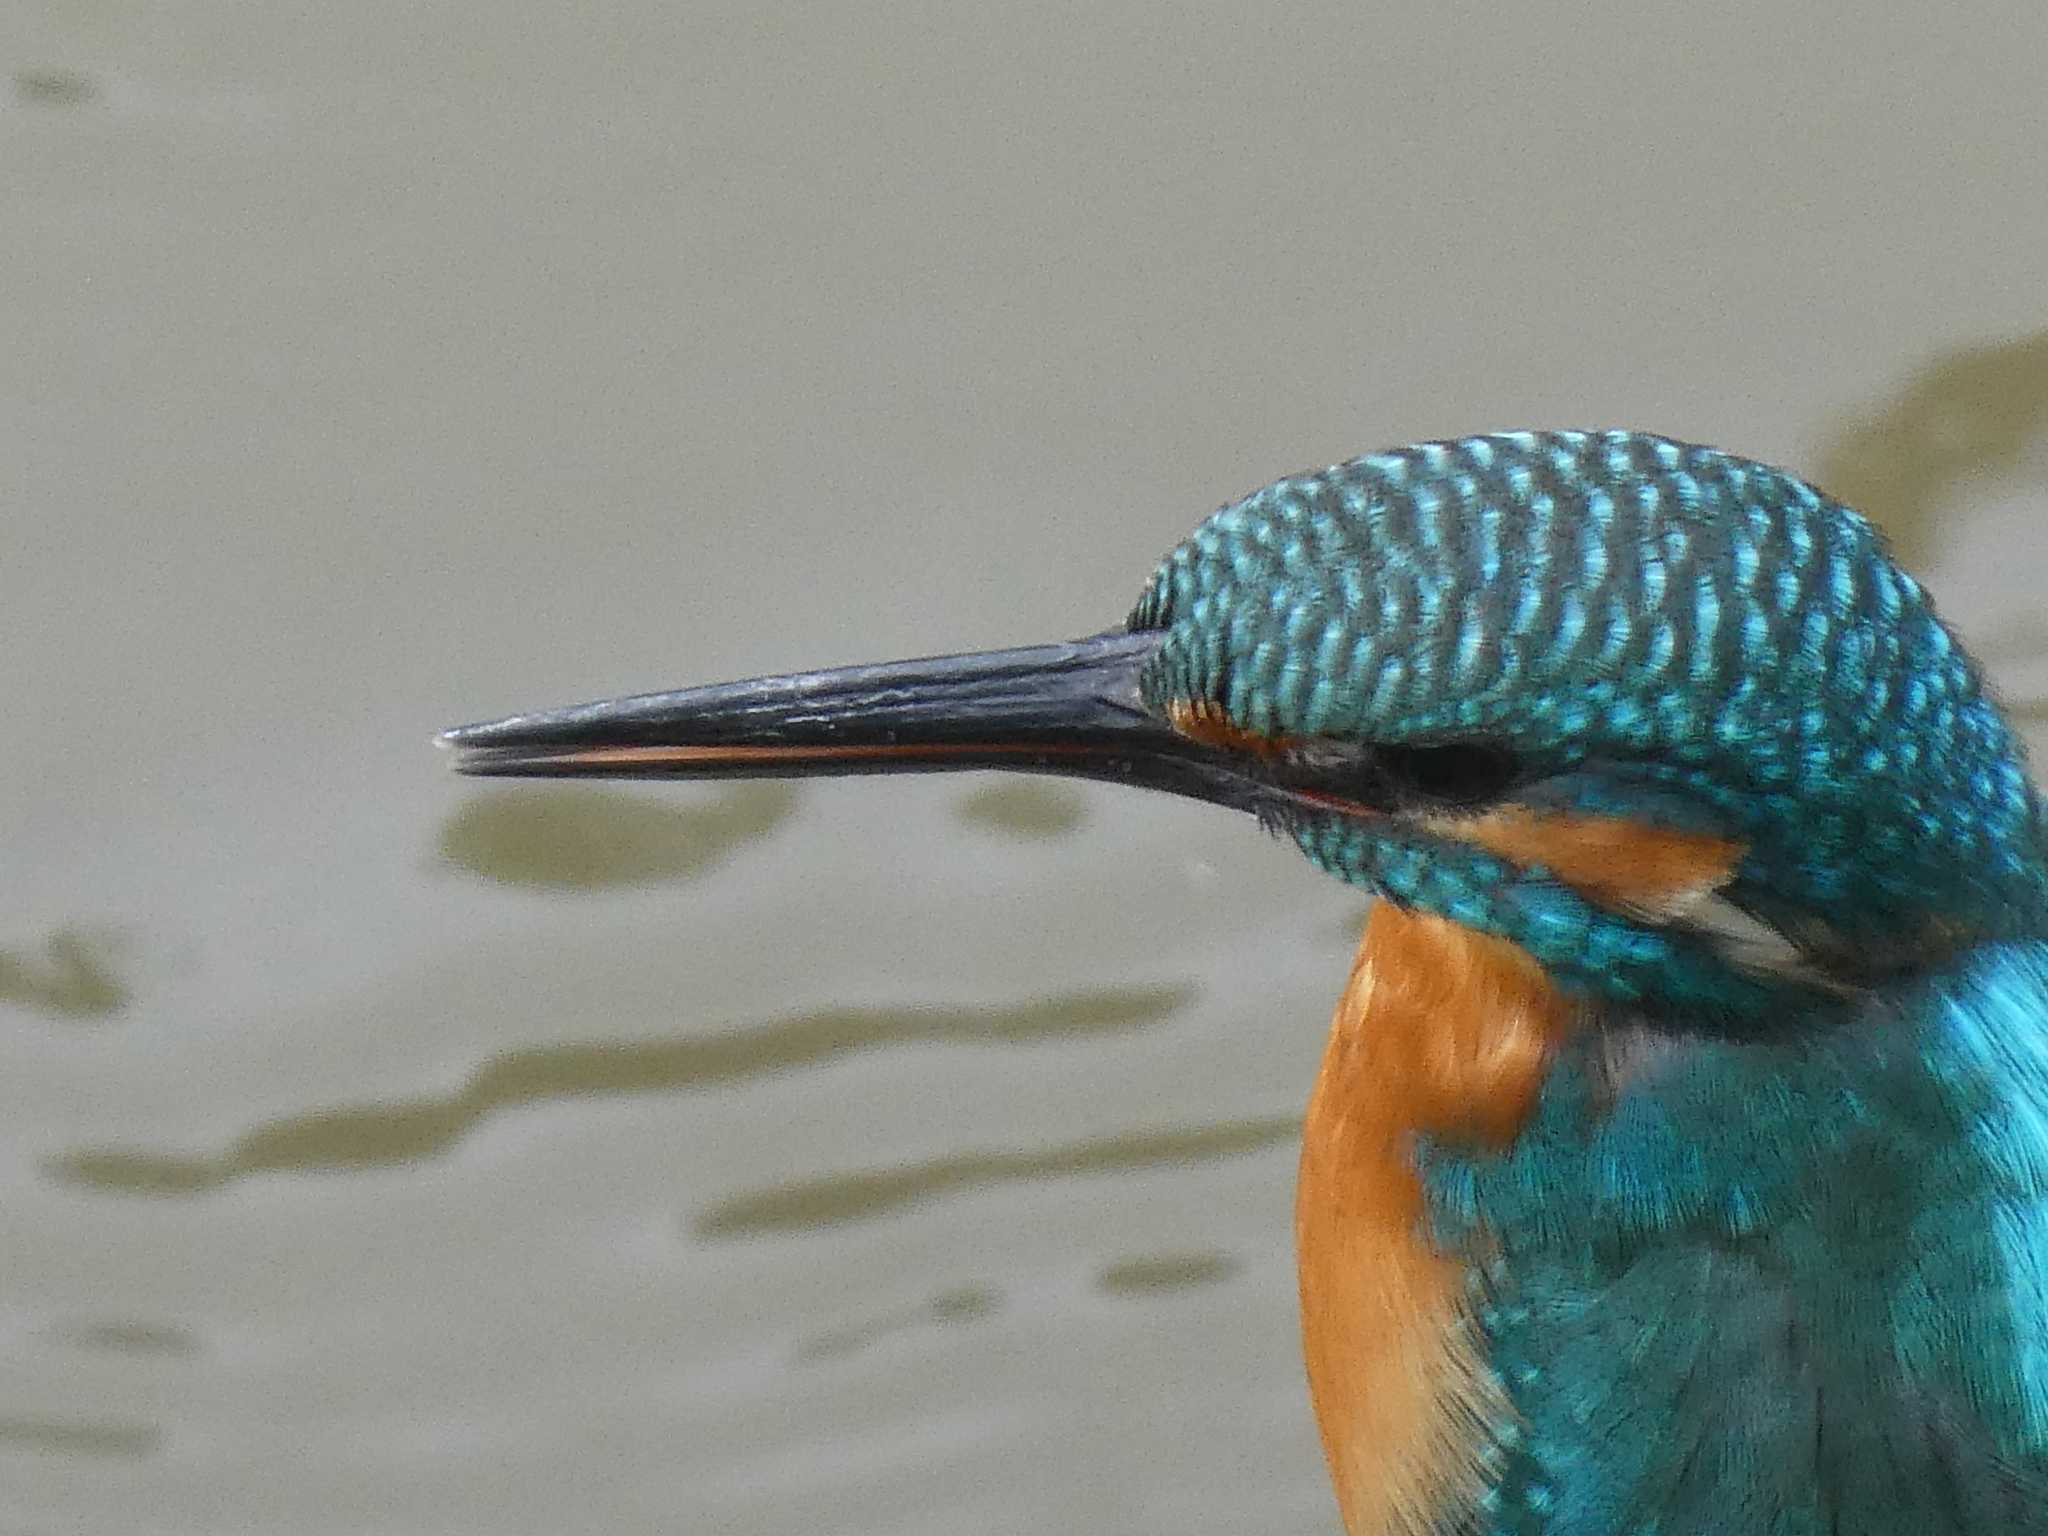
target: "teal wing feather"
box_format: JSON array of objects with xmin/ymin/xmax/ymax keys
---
[{"xmin": 1424, "ymin": 943, "xmax": 2048, "ymax": 1534}]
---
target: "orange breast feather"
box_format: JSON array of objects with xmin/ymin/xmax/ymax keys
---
[
  {"xmin": 1295, "ymin": 903, "xmax": 1566, "ymax": 1536},
  {"xmin": 1295, "ymin": 814, "xmax": 1741, "ymax": 1534}
]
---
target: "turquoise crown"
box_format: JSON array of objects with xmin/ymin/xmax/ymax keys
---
[{"xmin": 1131, "ymin": 430, "xmax": 2046, "ymax": 1013}]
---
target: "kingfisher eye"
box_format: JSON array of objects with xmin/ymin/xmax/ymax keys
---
[{"xmin": 1371, "ymin": 741, "xmax": 1524, "ymax": 808}]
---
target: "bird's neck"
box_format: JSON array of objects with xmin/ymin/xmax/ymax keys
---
[{"xmin": 1295, "ymin": 902, "xmax": 1570, "ymax": 1535}]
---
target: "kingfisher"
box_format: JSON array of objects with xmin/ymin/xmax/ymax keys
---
[{"xmin": 441, "ymin": 430, "xmax": 2048, "ymax": 1534}]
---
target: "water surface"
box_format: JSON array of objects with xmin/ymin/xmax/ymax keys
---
[{"xmin": 5, "ymin": 4, "xmax": 2046, "ymax": 1531}]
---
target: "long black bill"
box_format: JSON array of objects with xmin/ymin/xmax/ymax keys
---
[{"xmin": 438, "ymin": 629, "xmax": 1271, "ymax": 812}]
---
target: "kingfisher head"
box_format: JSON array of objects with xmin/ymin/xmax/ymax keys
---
[{"xmin": 442, "ymin": 430, "xmax": 2047, "ymax": 1027}]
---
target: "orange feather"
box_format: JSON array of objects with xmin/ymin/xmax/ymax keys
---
[
  {"xmin": 1166, "ymin": 698, "xmax": 1292, "ymax": 757},
  {"xmin": 1296, "ymin": 903, "xmax": 1569, "ymax": 1536},
  {"xmin": 1442, "ymin": 806, "xmax": 1744, "ymax": 919}
]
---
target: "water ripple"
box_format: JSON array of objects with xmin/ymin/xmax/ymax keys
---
[
  {"xmin": 694, "ymin": 1114, "xmax": 1300, "ymax": 1238},
  {"xmin": 438, "ymin": 782, "xmax": 799, "ymax": 888},
  {"xmin": 0, "ymin": 1417, "xmax": 159, "ymax": 1459},
  {"xmin": 0, "ymin": 929, "xmax": 128, "ymax": 1019},
  {"xmin": 50, "ymin": 1321, "xmax": 202, "ymax": 1358},
  {"xmin": 798, "ymin": 1284, "xmax": 1000, "ymax": 1361},
  {"xmin": 1817, "ymin": 330, "xmax": 2048, "ymax": 570},
  {"xmin": 1097, "ymin": 1251, "xmax": 1240, "ymax": 1296},
  {"xmin": 45, "ymin": 984, "xmax": 1193, "ymax": 1195},
  {"xmin": 13, "ymin": 69, "xmax": 99, "ymax": 108},
  {"xmin": 953, "ymin": 782, "xmax": 1088, "ymax": 839}
]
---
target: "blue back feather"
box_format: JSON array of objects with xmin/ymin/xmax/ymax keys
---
[{"xmin": 1419, "ymin": 944, "xmax": 2048, "ymax": 1533}]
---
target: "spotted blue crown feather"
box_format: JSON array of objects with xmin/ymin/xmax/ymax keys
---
[{"xmin": 1130, "ymin": 430, "xmax": 2048, "ymax": 1013}]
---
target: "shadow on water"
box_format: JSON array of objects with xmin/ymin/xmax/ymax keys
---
[
  {"xmin": 437, "ymin": 783, "xmax": 799, "ymax": 889},
  {"xmin": 953, "ymin": 782, "xmax": 1089, "ymax": 840},
  {"xmin": 45, "ymin": 984, "xmax": 1195, "ymax": 1194},
  {"xmin": 0, "ymin": 1418, "xmax": 160, "ymax": 1460},
  {"xmin": 0, "ymin": 929, "xmax": 129, "ymax": 1019},
  {"xmin": 694, "ymin": 1114, "xmax": 1300, "ymax": 1238},
  {"xmin": 1815, "ymin": 329, "xmax": 2048, "ymax": 571},
  {"xmin": 798, "ymin": 1284, "xmax": 1001, "ymax": 1362},
  {"xmin": 1097, "ymin": 1250, "xmax": 1240, "ymax": 1296}
]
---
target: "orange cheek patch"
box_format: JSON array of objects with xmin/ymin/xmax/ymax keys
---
[
  {"xmin": 1442, "ymin": 805, "xmax": 1745, "ymax": 918},
  {"xmin": 1296, "ymin": 904, "xmax": 1570, "ymax": 1535}
]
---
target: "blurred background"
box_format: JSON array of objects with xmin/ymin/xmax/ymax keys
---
[{"xmin": 5, "ymin": 3, "xmax": 2047, "ymax": 1531}]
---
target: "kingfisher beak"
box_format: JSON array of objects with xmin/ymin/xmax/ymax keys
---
[{"xmin": 438, "ymin": 629, "xmax": 1272, "ymax": 813}]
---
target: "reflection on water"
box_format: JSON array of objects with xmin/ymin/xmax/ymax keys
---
[
  {"xmin": 0, "ymin": 929, "xmax": 129, "ymax": 1019},
  {"xmin": 798, "ymin": 1284, "xmax": 1001, "ymax": 1362},
  {"xmin": 953, "ymin": 782, "xmax": 1089, "ymax": 839},
  {"xmin": 1816, "ymin": 330, "xmax": 2048, "ymax": 569},
  {"xmin": 51, "ymin": 1321, "xmax": 203, "ymax": 1358},
  {"xmin": 1097, "ymin": 1251, "xmax": 1239, "ymax": 1296},
  {"xmin": 45, "ymin": 984, "xmax": 1194, "ymax": 1194},
  {"xmin": 695, "ymin": 1114, "xmax": 1301, "ymax": 1237},
  {"xmin": 0, "ymin": 1417, "xmax": 160, "ymax": 1460},
  {"xmin": 437, "ymin": 783, "xmax": 800, "ymax": 889}
]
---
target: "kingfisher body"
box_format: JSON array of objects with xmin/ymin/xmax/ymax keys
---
[{"xmin": 444, "ymin": 431, "xmax": 2048, "ymax": 1533}]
